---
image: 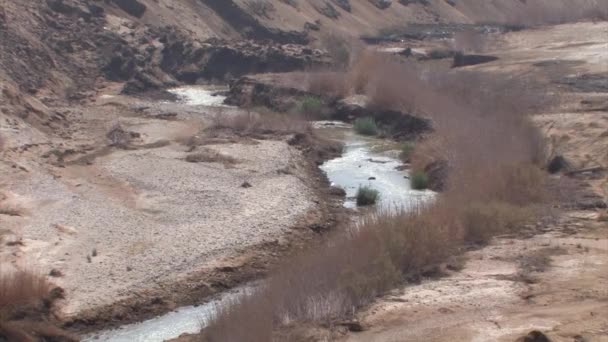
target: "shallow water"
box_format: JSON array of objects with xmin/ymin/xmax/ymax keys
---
[
  {"xmin": 168, "ymin": 86, "xmax": 228, "ymax": 106},
  {"xmin": 318, "ymin": 125, "xmax": 434, "ymax": 210},
  {"xmin": 83, "ymin": 287, "xmax": 250, "ymax": 342}
]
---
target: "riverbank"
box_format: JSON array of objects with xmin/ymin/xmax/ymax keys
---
[{"xmin": 0, "ymin": 85, "xmax": 350, "ymax": 334}]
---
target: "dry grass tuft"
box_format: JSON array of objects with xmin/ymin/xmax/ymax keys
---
[
  {"xmin": 0, "ymin": 269, "xmax": 50, "ymax": 320},
  {"xmin": 513, "ymin": 247, "xmax": 566, "ymax": 283},
  {"xmin": 185, "ymin": 148, "xmax": 238, "ymax": 165}
]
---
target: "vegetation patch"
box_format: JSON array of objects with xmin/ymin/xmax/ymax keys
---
[
  {"xmin": 356, "ymin": 186, "xmax": 380, "ymax": 206},
  {"xmin": 353, "ymin": 117, "xmax": 379, "ymax": 136},
  {"xmin": 399, "ymin": 142, "xmax": 415, "ymax": 162},
  {"xmin": 298, "ymin": 96, "xmax": 324, "ymax": 118},
  {"xmin": 0, "ymin": 269, "xmax": 74, "ymax": 341},
  {"xmin": 410, "ymin": 170, "xmax": 429, "ymax": 190}
]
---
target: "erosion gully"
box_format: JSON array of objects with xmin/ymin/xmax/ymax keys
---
[{"xmin": 85, "ymin": 87, "xmax": 434, "ymax": 342}]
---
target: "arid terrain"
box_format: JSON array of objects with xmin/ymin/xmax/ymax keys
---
[{"xmin": 1, "ymin": 0, "xmax": 607, "ymax": 341}]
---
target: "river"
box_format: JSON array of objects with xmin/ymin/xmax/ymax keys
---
[{"xmin": 84, "ymin": 88, "xmax": 433, "ymax": 342}]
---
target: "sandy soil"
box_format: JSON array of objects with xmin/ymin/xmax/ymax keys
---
[
  {"xmin": 342, "ymin": 212, "xmax": 608, "ymax": 342},
  {"xmin": 0, "ymin": 88, "xmax": 331, "ymax": 322}
]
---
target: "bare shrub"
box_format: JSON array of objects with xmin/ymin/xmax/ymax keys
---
[
  {"xmin": 514, "ymin": 247, "xmax": 566, "ymax": 283},
  {"xmin": 462, "ymin": 201, "xmax": 533, "ymax": 243},
  {"xmin": 209, "ymin": 109, "xmax": 310, "ymax": 136},
  {"xmin": 307, "ymin": 72, "xmax": 348, "ymax": 98},
  {"xmin": 185, "ymin": 149, "xmax": 238, "ymax": 165},
  {"xmin": 201, "ymin": 292, "xmax": 273, "ymax": 342},
  {"xmin": 0, "ymin": 269, "xmax": 50, "ymax": 321}
]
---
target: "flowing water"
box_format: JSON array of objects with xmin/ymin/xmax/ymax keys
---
[
  {"xmin": 83, "ymin": 287, "xmax": 251, "ymax": 342},
  {"xmin": 316, "ymin": 122, "xmax": 434, "ymax": 210},
  {"xmin": 85, "ymin": 92, "xmax": 433, "ymax": 342},
  {"xmin": 167, "ymin": 86, "xmax": 228, "ymax": 106}
]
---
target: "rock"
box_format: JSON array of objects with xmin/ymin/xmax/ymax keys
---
[
  {"xmin": 515, "ymin": 330, "xmax": 551, "ymax": 342},
  {"xmin": 399, "ymin": 0, "xmax": 429, "ymax": 5},
  {"xmin": 339, "ymin": 320, "xmax": 365, "ymax": 332},
  {"xmin": 202, "ymin": 0, "xmax": 309, "ymax": 44},
  {"xmin": 452, "ymin": 53, "xmax": 499, "ymax": 67},
  {"xmin": 49, "ymin": 269, "xmax": 63, "ymax": 277},
  {"xmin": 547, "ymin": 155, "xmax": 571, "ymax": 174},
  {"xmin": 111, "ymin": 0, "xmax": 147, "ymax": 18},
  {"xmin": 314, "ymin": 2, "xmax": 340, "ymax": 18},
  {"xmin": 332, "ymin": 0, "xmax": 352, "ymax": 12},
  {"xmin": 369, "ymin": 0, "xmax": 392, "ymax": 9},
  {"xmin": 329, "ymin": 186, "xmax": 346, "ymax": 196},
  {"xmin": 241, "ymin": 181, "xmax": 253, "ymax": 188},
  {"xmin": 368, "ymin": 177, "xmax": 376, "ymax": 180},
  {"xmin": 304, "ymin": 21, "xmax": 321, "ymax": 31},
  {"xmin": 225, "ymin": 76, "xmax": 317, "ymax": 111}
]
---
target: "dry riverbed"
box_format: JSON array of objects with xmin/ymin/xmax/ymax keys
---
[{"xmin": 0, "ymin": 86, "xmax": 343, "ymax": 330}]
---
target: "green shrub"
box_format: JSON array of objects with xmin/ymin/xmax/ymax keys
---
[
  {"xmin": 356, "ymin": 186, "xmax": 380, "ymax": 206},
  {"xmin": 399, "ymin": 142, "xmax": 415, "ymax": 161},
  {"xmin": 353, "ymin": 117, "xmax": 378, "ymax": 136},
  {"xmin": 410, "ymin": 170, "xmax": 429, "ymax": 190},
  {"xmin": 298, "ymin": 96, "xmax": 323, "ymax": 118}
]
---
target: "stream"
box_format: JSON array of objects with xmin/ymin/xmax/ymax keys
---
[{"xmin": 85, "ymin": 88, "xmax": 433, "ymax": 342}]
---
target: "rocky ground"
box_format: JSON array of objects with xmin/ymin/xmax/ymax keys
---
[{"xmin": 1, "ymin": 79, "xmax": 350, "ymax": 330}]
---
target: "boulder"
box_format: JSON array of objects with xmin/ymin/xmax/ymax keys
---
[
  {"xmin": 332, "ymin": 0, "xmax": 352, "ymax": 12},
  {"xmin": 452, "ymin": 53, "xmax": 499, "ymax": 67},
  {"xmin": 516, "ymin": 330, "xmax": 551, "ymax": 342},
  {"xmin": 111, "ymin": 0, "xmax": 147, "ymax": 18},
  {"xmin": 547, "ymin": 155, "xmax": 571, "ymax": 174},
  {"xmin": 369, "ymin": 0, "xmax": 392, "ymax": 9}
]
